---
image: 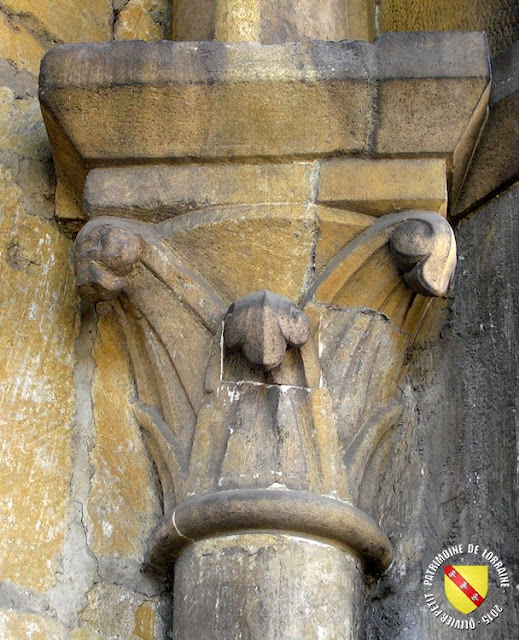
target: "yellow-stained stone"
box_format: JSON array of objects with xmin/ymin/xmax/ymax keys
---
[
  {"xmin": 0, "ymin": 0, "xmax": 113, "ymax": 44},
  {"xmin": 171, "ymin": 0, "xmax": 217, "ymax": 41},
  {"xmin": 314, "ymin": 242, "xmax": 404, "ymax": 309},
  {"xmin": 412, "ymin": 295, "xmax": 450, "ymax": 349},
  {"xmin": 215, "ymin": 0, "xmax": 261, "ymax": 42},
  {"xmin": 133, "ymin": 601, "xmax": 164, "ymax": 640},
  {"xmin": 40, "ymin": 33, "xmax": 487, "ymax": 187},
  {"xmin": 79, "ymin": 583, "xmax": 147, "ymax": 639},
  {"xmin": 0, "ymin": 11, "xmax": 46, "ymax": 76},
  {"xmin": 168, "ymin": 204, "xmax": 315, "ymax": 305},
  {"xmin": 0, "ymin": 610, "xmax": 65, "ymax": 639},
  {"xmin": 318, "ymin": 158, "xmax": 447, "ymax": 217},
  {"xmin": 70, "ymin": 630, "xmax": 102, "ymax": 640},
  {"xmin": 88, "ymin": 303, "xmax": 160, "ymax": 559},
  {"xmin": 0, "ymin": 167, "xmax": 78, "ymax": 591},
  {"xmin": 173, "ymin": 0, "xmax": 374, "ymax": 43},
  {"xmin": 0, "ymin": 80, "xmax": 56, "ymax": 234},
  {"xmin": 315, "ymin": 206, "xmax": 373, "ymax": 274},
  {"xmin": 455, "ymin": 89, "xmax": 519, "ymax": 216},
  {"xmin": 345, "ymin": 0, "xmax": 375, "ymax": 42},
  {"xmin": 55, "ymin": 177, "xmax": 86, "ymax": 225},
  {"xmin": 114, "ymin": 0, "xmax": 166, "ymax": 41},
  {"xmin": 311, "ymin": 210, "xmax": 445, "ymax": 333},
  {"xmin": 379, "ymin": 0, "xmax": 475, "ymax": 33},
  {"xmin": 378, "ymin": 0, "xmax": 518, "ymax": 55}
]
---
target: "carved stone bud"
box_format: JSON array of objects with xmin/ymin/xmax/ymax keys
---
[
  {"xmin": 224, "ymin": 290, "xmax": 310, "ymax": 371},
  {"xmin": 389, "ymin": 214, "xmax": 457, "ymax": 297},
  {"xmin": 74, "ymin": 221, "xmax": 142, "ymax": 302}
]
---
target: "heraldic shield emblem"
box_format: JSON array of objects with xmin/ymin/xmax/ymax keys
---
[{"xmin": 444, "ymin": 565, "xmax": 489, "ymax": 614}]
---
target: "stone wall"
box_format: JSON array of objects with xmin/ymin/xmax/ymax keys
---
[
  {"xmin": 0, "ymin": 3, "xmax": 170, "ymax": 638},
  {"xmin": 364, "ymin": 183, "xmax": 519, "ymax": 639},
  {"xmin": 377, "ymin": 0, "xmax": 519, "ymax": 55},
  {"xmin": 0, "ymin": 1, "xmax": 517, "ymax": 639},
  {"xmin": 364, "ymin": 38, "xmax": 519, "ymax": 639}
]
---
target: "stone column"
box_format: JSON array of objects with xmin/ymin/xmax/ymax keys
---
[
  {"xmin": 171, "ymin": 0, "xmax": 375, "ymax": 43},
  {"xmin": 173, "ymin": 534, "xmax": 364, "ymax": 639},
  {"xmin": 39, "ymin": 2, "xmax": 490, "ymax": 638}
]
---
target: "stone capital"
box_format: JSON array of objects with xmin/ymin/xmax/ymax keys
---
[{"xmin": 40, "ymin": 20, "xmax": 490, "ymax": 639}]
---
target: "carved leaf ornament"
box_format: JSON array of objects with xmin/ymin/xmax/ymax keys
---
[{"xmin": 74, "ymin": 209, "xmax": 456, "ymax": 573}]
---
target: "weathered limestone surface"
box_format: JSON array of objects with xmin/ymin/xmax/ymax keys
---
[
  {"xmin": 88, "ymin": 303, "xmax": 162, "ymax": 559},
  {"xmin": 114, "ymin": 0, "xmax": 169, "ymax": 41},
  {"xmin": 0, "ymin": 1, "xmax": 516, "ymax": 639},
  {"xmin": 318, "ymin": 159, "xmax": 447, "ymax": 217},
  {"xmin": 70, "ymin": 192, "xmax": 457, "ymax": 637},
  {"xmin": 0, "ymin": 1, "xmax": 166, "ymax": 637},
  {"xmin": 0, "ymin": 610, "xmax": 65, "ymax": 639},
  {"xmin": 0, "ymin": 84, "xmax": 54, "ymax": 220},
  {"xmin": 0, "ymin": 11, "xmax": 47, "ymax": 75},
  {"xmin": 455, "ymin": 41, "xmax": 519, "ymax": 217},
  {"xmin": 174, "ymin": 534, "xmax": 364, "ymax": 640},
  {"xmin": 166, "ymin": 204, "xmax": 315, "ymax": 303},
  {"xmin": 79, "ymin": 583, "xmax": 163, "ymax": 640},
  {"xmin": 37, "ymin": 3, "xmax": 498, "ymax": 635},
  {"xmin": 39, "ymin": 32, "xmax": 489, "ymax": 203},
  {"xmin": 0, "ymin": 178, "xmax": 77, "ymax": 591},
  {"xmin": 378, "ymin": 0, "xmax": 519, "ymax": 55},
  {"xmin": 365, "ymin": 184, "xmax": 519, "ymax": 638},
  {"xmin": 0, "ymin": 0, "xmax": 113, "ymax": 44},
  {"xmin": 84, "ymin": 163, "xmax": 315, "ymax": 219},
  {"xmin": 172, "ymin": 0, "xmax": 374, "ymax": 43}
]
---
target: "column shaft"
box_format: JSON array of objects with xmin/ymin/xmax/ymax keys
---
[
  {"xmin": 173, "ymin": 534, "xmax": 364, "ymax": 640},
  {"xmin": 171, "ymin": 0, "xmax": 375, "ymax": 43}
]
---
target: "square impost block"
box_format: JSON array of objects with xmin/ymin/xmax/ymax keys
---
[{"xmin": 39, "ymin": 32, "xmax": 490, "ymax": 211}]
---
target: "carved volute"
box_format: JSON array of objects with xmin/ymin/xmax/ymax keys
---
[{"xmin": 40, "ymin": 2, "xmax": 490, "ymax": 637}]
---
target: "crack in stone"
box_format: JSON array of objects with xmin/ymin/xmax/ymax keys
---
[
  {"xmin": 306, "ymin": 160, "xmax": 322, "ymax": 295},
  {"xmin": 0, "ymin": 3, "xmax": 61, "ymax": 48},
  {"xmin": 46, "ymin": 304, "xmax": 100, "ymax": 629}
]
